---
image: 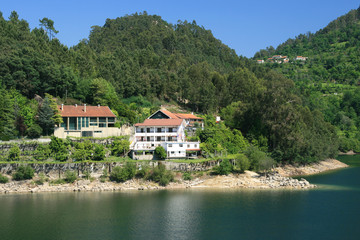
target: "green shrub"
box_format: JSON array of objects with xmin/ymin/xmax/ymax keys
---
[
  {"xmin": 111, "ymin": 140, "xmax": 130, "ymax": 156},
  {"xmin": 213, "ymin": 159, "xmax": 233, "ymax": 175},
  {"xmin": 196, "ymin": 172, "xmax": 204, "ymax": 177},
  {"xmin": 49, "ymin": 136, "xmax": 69, "ymax": 161},
  {"xmin": 93, "ymin": 144, "xmax": 106, "ymax": 161},
  {"xmin": 235, "ymin": 154, "xmax": 250, "ymax": 172},
  {"xmin": 102, "ymin": 168, "xmax": 108, "ymax": 178},
  {"xmin": 154, "ymin": 146, "xmax": 167, "ymax": 160},
  {"xmin": 71, "ymin": 147, "xmax": 88, "ymax": 161},
  {"xmin": 258, "ymin": 156, "xmax": 275, "ymax": 173},
  {"xmin": 26, "ymin": 124, "xmax": 42, "ymax": 139},
  {"xmin": 50, "ymin": 179, "xmax": 66, "ymax": 185},
  {"xmin": 12, "ymin": 165, "xmax": 35, "ymax": 181},
  {"xmin": 83, "ymin": 170, "xmax": 91, "ymax": 180},
  {"xmin": 245, "ymin": 145, "xmax": 267, "ymax": 172},
  {"xmin": 35, "ymin": 172, "xmax": 47, "ymax": 185},
  {"xmin": 33, "ymin": 144, "xmax": 51, "ymax": 161},
  {"xmin": 135, "ymin": 163, "xmax": 150, "ymax": 178},
  {"xmin": 100, "ymin": 169, "xmax": 108, "ymax": 183},
  {"xmin": 64, "ymin": 170, "xmax": 77, "ymax": 183},
  {"xmin": 183, "ymin": 172, "xmax": 193, "ymax": 180},
  {"xmin": 110, "ymin": 163, "xmax": 136, "ymax": 182},
  {"xmin": 8, "ymin": 145, "xmax": 21, "ymax": 161},
  {"xmin": 0, "ymin": 173, "xmax": 9, "ymax": 183},
  {"xmin": 148, "ymin": 164, "xmax": 174, "ymax": 186}
]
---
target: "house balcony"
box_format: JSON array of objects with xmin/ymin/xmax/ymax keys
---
[{"xmin": 134, "ymin": 132, "xmax": 178, "ymax": 137}]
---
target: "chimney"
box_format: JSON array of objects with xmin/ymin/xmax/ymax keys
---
[
  {"xmin": 84, "ymin": 104, "xmax": 86, "ymax": 112},
  {"xmin": 61, "ymin": 104, "xmax": 64, "ymax": 111},
  {"xmin": 75, "ymin": 104, "xmax": 77, "ymax": 107}
]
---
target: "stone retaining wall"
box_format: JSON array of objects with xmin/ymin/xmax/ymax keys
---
[
  {"xmin": 0, "ymin": 143, "xmax": 41, "ymax": 153},
  {"xmin": 0, "ymin": 160, "xmax": 220, "ymax": 178}
]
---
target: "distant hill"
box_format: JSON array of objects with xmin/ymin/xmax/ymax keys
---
[{"xmin": 254, "ymin": 7, "xmax": 360, "ymax": 84}]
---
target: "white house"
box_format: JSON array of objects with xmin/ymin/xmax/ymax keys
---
[
  {"xmin": 131, "ymin": 109, "xmax": 201, "ymax": 159},
  {"xmin": 295, "ymin": 56, "xmax": 308, "ymax": 61}
]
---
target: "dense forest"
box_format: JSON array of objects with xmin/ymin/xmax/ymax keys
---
[
  {"xmin": 1, "ymin": 9, "xmax": 356, "ymax": 164},
  {"xmin": 254, "ymin": 6, "xmax": 360, "ymax": 153}
]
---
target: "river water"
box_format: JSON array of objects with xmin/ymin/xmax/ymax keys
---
[{"xmin": 0, "ymin": 155, "xmax": 359, "ymax": 240}]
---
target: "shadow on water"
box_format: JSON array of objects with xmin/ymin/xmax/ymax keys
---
[{"xmin": 300, "ymin": 154, "xmax": 360, "ymax": 191}]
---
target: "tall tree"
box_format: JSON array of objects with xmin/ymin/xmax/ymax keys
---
[
  {"xmin": 37, "ymin": 97, "xmax": 55, "ymax": 136},
  {"xmin": 39, "ymin": 17, "xmax": 58, "ymax": 40}
]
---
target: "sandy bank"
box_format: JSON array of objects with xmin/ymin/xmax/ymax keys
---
[{"xmin": 0, "ymin": 159, "xmax": 348, "ymax": 194}]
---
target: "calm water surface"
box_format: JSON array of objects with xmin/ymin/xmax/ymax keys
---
[{"xmin": 1, "ymin": 155, "xmax": 360, "ymax": 240}]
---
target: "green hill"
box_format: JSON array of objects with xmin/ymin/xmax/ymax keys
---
[
  {"xmin": 254, "ymin": 7, "xmax": 360, "ymax": 85},
  {"xmin": 254, "ymin": 7, "xmax": 360, "ymax": 153}
]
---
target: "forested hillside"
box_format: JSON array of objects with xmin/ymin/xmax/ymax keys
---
[
  {"xmin": 0, "ymin": 11, "xmax": 342, "ymax": 163},
  {"xmin": 254, "ymin": 7, "xmax": 360, "ymax": 84},
  {"xmin": 254, "ymin": 7, "xmax": 360, "ymax": 153}
]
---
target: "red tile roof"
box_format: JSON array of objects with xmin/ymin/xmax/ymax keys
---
[
  {"xmin": 159, "ymin": 109, "xmax": 179, "ymax": 119},
  {"xmin": 174, "ymin": 113, "xmax": 203, "ymax": 120},
  {"xmin": 135, "ymin": 119, "xmax": 184, "ymax": 127},
  {"xmin": 148, "ymin": 108, "xmax": 203, "ymax": 120},
  {"xmin": 58, "ymin": 105, "xmax": 116, "ymax": 117}
]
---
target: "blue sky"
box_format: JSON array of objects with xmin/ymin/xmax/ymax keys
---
[{"xmin": 1, "ymin": 0, "xmax": 359, "ymax": 57}]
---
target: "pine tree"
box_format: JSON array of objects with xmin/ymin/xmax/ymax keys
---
[{"xmin": 37, "ymin": 97, "xmax": 55, "ymax": 136}]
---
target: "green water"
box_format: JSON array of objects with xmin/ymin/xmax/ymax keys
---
[{"xmin": 1, "ymin": 155, "xmax": 360, "ymax": 240}]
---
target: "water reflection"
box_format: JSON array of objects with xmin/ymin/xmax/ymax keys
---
[{"xmin": 0, "ymin": 155, "xmax": 360, "ymax": 240}]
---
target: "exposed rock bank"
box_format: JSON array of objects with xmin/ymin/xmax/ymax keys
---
[
  {"xmin": 187, "ymin": 171, "xmax": 315, "ymax": 189},
  {"xmin": 0, "ymin": 171, "xmax": 315, "ymax": 194},
  {"xmin": 274, "ymin": 159, "xmax": 348, "ymax": 177}
]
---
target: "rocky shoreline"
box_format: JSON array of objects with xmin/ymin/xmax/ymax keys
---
[
  {"xmin": 0, "ymin": 159, "xmax": 348, "ymax": 194},
  {"xmin": 274, "ymin": 158, "xmax": 348, "ymax": 177}
]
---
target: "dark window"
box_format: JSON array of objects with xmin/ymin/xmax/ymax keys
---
[
  {"xmin": 69, "ymin": 117, "xmax": 76, "ymax": 130},
  {"xmin": 99, "ymin": 117, "xmax": 106, "ymax": 122},
  {"xmin": 61, "ymin": 117, "xmax": 67, "ymax": 129},
  {"xmin": 77, "ymin": 118, "xmax": 81, "ymax": 130},
  {"xmin": 90, "ymin": 117, "xmax": 97, "ymax": 122},
  {"xmin": 108, "ymin": 117, "xmax": 115, "ymax": 122},
  {"xmin": 157, "ymin": 136, "xmax": 161, "ymax": 141},
  {"xmin": 82, "ymin": 131, "xmax": 93, "ymax": 137}
]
